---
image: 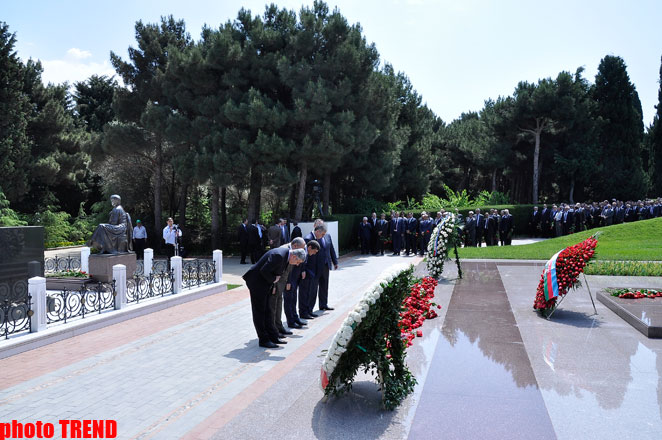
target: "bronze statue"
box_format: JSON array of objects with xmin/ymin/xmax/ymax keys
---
[{"xmin": 89, "ymin": 195, "xmax": 133, "ymax": 254}]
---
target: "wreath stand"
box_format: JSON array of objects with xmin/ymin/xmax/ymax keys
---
[{"xmin": 546, "ymin": 273, "xmax": 598, "ymax": 320}]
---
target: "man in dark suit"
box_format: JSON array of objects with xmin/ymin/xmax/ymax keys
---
[
  {"xmin": 315, "ymin": 223, "xmax": 338, "ymax": 312},
  {"xmin": 268, "ymin": 219, "xmax": 283, "ymax": 249},
  {"xmin": 418, "ymin": 213, "xmax": 432, "ymax": 255},
  {"xmin": 474, "ymin": 208, "xmax": 484, "ymax": 247},
  {"xmin": 369, "ymin": 212, "xmax": 379, "ymax": 254},
  {"xmin": 486, "ymin": 210, "xmax": 498, "ymax": 246},
  {"xmin": 284, "ymin": 239, "xmax": 320, "ymax": 329},
  {"xmin": 389, "ymin": 212, "xmax": 405, "ymax": 255},
  {"xmin": 464, "ymin": 211, "xmax": 476, "ymax": 247},
  {"xmin": 528, "ymin": 206, "xmax": 540, "ymax": 237},
  {"xmin": 248, "ymin": 219, "xmax": 265, "ymax": 264},
  {"xmin": 358, "ymin": 217, "xmax": 372, "ymax": 254},
  {"xmin": 290, "ymin": 221, "xmax": 302, "ymax": 239},
  {"xmin": 242, "ymin": 246, "xmax": 306, "ymax": 348},
  {"xmin": 237, "ymin": 218, "xmax": 250, "ymax": 264},
  {"xmin": 301, "ymin": 224, "xmax": 326, "ymax": 318},
  {"xmin": 404, "ymin": 212, "xmax": 418, "ymax": 255},
  {"xmin": 376, "ymin": 213, "xmax": 389, "ymax": 255},
  {"xmin": 499, "ymin": 209, "xmax": 514, "ymax": 245}
]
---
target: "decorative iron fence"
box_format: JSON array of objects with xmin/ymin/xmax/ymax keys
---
[
  {"xmin": 134, "ymin": 259, "xmax": 169, "ymax": 276},
  {"xmin": 0, "ymin": 297, "xmax": 32, "ymax": 339},
  {"xmin": 44, "ymin": 255, "xmax": 81, "ymax": 274},
  {"xmin": 126, "ymin": 271, "xmax": 175, "ymax": 303},
  {"xmin": 47, "ymin": 281, "xmax": 116, "ymax": 325},
  {"xmin": 183, "ymin": 259, "xmax": 216, "ymax": 289}
]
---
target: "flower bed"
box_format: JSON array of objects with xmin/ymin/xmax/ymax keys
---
[
  {"xmin": 533, "ymin": 234, "xmax": 599, "ymax": 314},
  {"xmin": 608, "ymin": 288, "xmax": 662, "ymax": 299}
]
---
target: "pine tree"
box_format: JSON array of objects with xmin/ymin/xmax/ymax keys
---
[
  {"xmin": 650, "ymin": 55, "xmax": 662, "ymax": 196},
  {"xmin": 592, "ymin": 55, "xmax": 648, "ymax": 199}
]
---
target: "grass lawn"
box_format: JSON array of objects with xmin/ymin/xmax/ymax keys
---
[
  {"xmin": 227, "ymin": 284, "xmax": 242, "ymax": 290},
  {"xmin": 458, "ymin": 217, "xmax": 662, "ymax": 261}
]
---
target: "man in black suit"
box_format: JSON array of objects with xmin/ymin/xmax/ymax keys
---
[
  {"xmin": 528, "ymin": 206, "xmax": 540, "ymax": 237},
  {"xmin": 248, "ymin": 219, "xmax": 265, "ymax": 264},
  {"xmin": 369, "ymin": 212, "xmax": 379, "ymax": 254},
  {"xmin": 315, "ymin": 223, "xmax": 338, "ymax": 313},
  {"xmin": 375, "ymin": 213, "xmax": 389, "ymax": 255},
  {"xmin": 464, "ymin": 211, "xmax": 476, "ymax": 247},
  {"xmin": 291, "ymin": 221, "xmax": 302, "ymax": 239},
  {"xmin": 237, "ymin": 218, "xmax": 250, "ymax": 264},
  {"xmin": 284, "ymin": 239, "xmax": 320, "ymax": 329},
  {"xmin": 418, "ymin": 213, "xmax": 432, "ymax": 255},
  {"xmin": 404, "ymin": 212, "xmax": 418, "ymax": 256},
  {"xmin": 486, "ymin": 210, "xmax": 498, "ymax": 246},
  {"xmin": 499, "ymin": 209, "xmax": 514, "ymax": 245},
  {"xmin": 301, "ymin": 224, "xmax": 327, "ymax": 318},
  {"xmin": 243, "ymin": 246, "xmax": 306, "ymax": 348},
  {"xmin": 389, "ymin": 212, "xmax": 405, "ymax": 255},
  {"xmin": 540, "ymin": 204, "xmax": 552, "ymax": 237},
  {"xmin": 358, "ymin": 217, "xmax": 372, "ymax": 254},
  {"xmin": 474, "ymin": 208, "xmax": 484, "ymax": 247}
]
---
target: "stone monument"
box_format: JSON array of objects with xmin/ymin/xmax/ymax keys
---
[{"xmin": 88, "ymin": 195, "xmax": 136, "ymax": 282}]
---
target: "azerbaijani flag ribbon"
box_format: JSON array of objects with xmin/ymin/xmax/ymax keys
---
[{"xmin": 543, "ymin": 249, "xmax": 563, "ymax": 301}]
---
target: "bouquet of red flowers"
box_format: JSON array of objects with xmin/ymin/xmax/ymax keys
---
[
  {"xmin": 533, "ymin": 235, "xmax": 599, "ymax": 313},
  {"xmin": 398, "ymin": 277, "xmax": 440, "ymax": 347}
]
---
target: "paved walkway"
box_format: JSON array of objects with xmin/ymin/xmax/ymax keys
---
[{"xmin": 2, "ymin": 254, "xmax": 661, "ymax": 439}]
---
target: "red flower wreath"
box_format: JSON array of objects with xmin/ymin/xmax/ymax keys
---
[
  {"xmin": 398, "ymin": 277, "xmax": 440, "ymax": 347},
  {"xmin": 533, "ymin": 235, "xmax": 598, "ymax": 312}
]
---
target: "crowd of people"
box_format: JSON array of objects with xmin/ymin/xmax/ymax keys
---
[
  {"xmin": 528, "ymin": 198, "xmax": 662, "ymax": 238},
  {"xmin": 240, "ymin": 219, "xmax": 338, "ymax": 349}
]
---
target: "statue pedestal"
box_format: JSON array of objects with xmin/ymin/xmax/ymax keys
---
[{"xmin": 89, "ymin": 253, "xmax": 136, "ymax": 282}]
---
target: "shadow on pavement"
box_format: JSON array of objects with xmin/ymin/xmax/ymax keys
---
[{"xmin": 224, "ymin": 340, "xmax": 286, "ymax": 363}]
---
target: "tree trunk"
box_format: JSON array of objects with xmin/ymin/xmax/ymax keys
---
[
  {"xmin": 569, "ymin": 178, "xmax": 575, "ymax": 204},
  {"xmin": 247, "ymin": 168, "xmax": 262, "ymax": 222},
  {"xmin": 210, "ymin": 184, "xmax": 220, "ymax": 250},
  {"xmin": 532, "ymin": 126, "xmax": 541, "ymax": 204},
  {"xmin": 491, "ymin": 169, "xmax": 497, "ymax": 192},
  {"xmin": 221, "ymin": 186, "xmax": 227, "ymax": 249},
  {"xmin": 178, "ymin": 182, "xmax": 188, "ymax": 231},
  {"xmin": 288, "ymin": 184, "xmax": 296, "ymax": 220},
  {"xmin": 154, "ymin": 139, "xmax": 163, "ymax": 250},
  {"xmin": 322, "ymin": 172, "xmax": 330, "ymax": 216},
  {"xmin": 294, "ymin": 163, "xmax": 308, "ymax": 221}
]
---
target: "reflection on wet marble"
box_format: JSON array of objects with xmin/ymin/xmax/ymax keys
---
[{"xmin": 498, "ymin": 264, "xmax": 662, "ymax": 439}]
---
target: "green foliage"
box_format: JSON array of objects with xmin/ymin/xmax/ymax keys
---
[
  {"xmin": 46, "ymin": 270, "xmax": 89, "ymax": 278},
  {"xmin": 0, "ymin": 188, "xmax": 27, "ymax": 226},
  {"xmin": 323, "ymin": 267, "xmax": 417, "ymax": 410},
  {"xmin": 32, "ymin": 207, "xmax": 95, "ymax": 245},
  {"xmin": 585, "ymin": 261, "xmax": 662, "ymax": 277},
  {"xmin": 324, "ymin": 214, "xmax": 363, "ymax": 252},
  {"xmin": 458, "ymin": 217, "xmax": 662, "ymax": 261}
]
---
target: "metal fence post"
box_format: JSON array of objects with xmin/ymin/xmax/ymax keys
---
[
  {"xmin": 113, "ymin": 264, "xmax": 127, "ymax": 310},
  {"xmin": 80, "ymin": 247, "xmax": 90, "ymax": 274},
  {"xmin": 171, "ymin": 256, "xmax": 182, "ymax": 294},
  {"xmin": 213, "ymin": 250, "xmax": 223, "ymax": 283},
  {"xmin": 144, "ymin": 248, "xmax": 153, "ymax": 277},
  {"xmin": 29, "ymin": 276, "xmax": 47, "ymax": 332}
]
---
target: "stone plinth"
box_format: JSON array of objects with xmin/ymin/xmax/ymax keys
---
[{"xmin": 89, "ymin": 253, "xmax": 136, "ymax": 283}]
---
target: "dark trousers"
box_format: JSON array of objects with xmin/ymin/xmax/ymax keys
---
[
  {"xmin": 475, "ymin": 230, "xmax": 483, "ymax": 247},
  {"xmin": 305, "ymin": 277, "xmax": 321, "ymax": 314},
  {"xmin": 247, "ymin": 281, "xmax": 279, "ymax": 344},
  {"xmin": 405, "ymin": 232, "xmax": 416, "ymax": 254},
  {"xmin": 360, "ymin": 237, "xmax": 370, "ymax": 254},
  {"xmin": 133, "ymin": 238, "xmax": 146, "ymax": 259},
  {"xmin": 240, "ymin": 242, "xmax": 249, "ymax": 263},
  {"xmin": 283, "ymin": 285, "xmax": 298, "ymax": 326},
  {"xmin": 421, "ymin": 234, "xmax": 430, "ymax": 254},
  {"xmin": 268, "ymin": 287, "xmax": 285, "ymax": 332},
  {"xmin": 250, "ymin": 245, "xmax": 263, "ymax": 264},
  {"xmin": 165, "ymin": 243, "xmax": 175, "ymax": 270},
  {"xmin": 299, "ymin": 277, "xmax": 313, "ymax": 316},
  {"xmin": 316, "ymin": 266, "xmax": 330, "ymax": 309},
  {"xmin": 392, "ymin": 233, "xmax": 403, "ymax": 253},
  {"xmin": 376, "ymin": 235, "xmax": 385, "ymax": 254}
]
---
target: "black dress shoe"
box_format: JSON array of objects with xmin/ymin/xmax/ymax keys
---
[
  {"xmin": 296, "ymin": 319, "xmax": 308, "ymax": 326},
  {"xmin": 279, "ymin": 329, "xmax": 293, "ymax": 335},
  {"xmin": 321, "ymin": 306, "xmax": 334, "ymax": 311},
  {"xmin": 301, "ymin": 314, "xmax": 315, "ymax": 319},
  {"xmin": 289, "ymin": 322, "xmax": 303, "ymax": 329},
  {"xmin": 259, "ymin": 341, "xmax": 279, "ymax": 348},
  {"xmin": 272, "ymin": 339, "xmax": 287, "ymax": 345}
]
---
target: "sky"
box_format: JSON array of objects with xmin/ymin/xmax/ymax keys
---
[{"xmin": 4, "ymin": 0, "xmax": 662, "ymax": 125}]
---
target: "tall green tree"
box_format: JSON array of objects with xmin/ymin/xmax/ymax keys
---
[
  {"xmin": 592, "ymin": 55, "xmax": 648, "ymax": 199},
  {"xmin": 649, "ymin": 55, "xmax": 662, "ymax": 196},
  {"xmin": 0, "ymin": 22, "xmax": 31, "ymax": 203},
  {"xmin": 103, "ymin": 16, "xmax": 192, "ymax": 241},
  {"xmin": 73, "ymin": 75, "xmax": 117, "ymax": 133}
]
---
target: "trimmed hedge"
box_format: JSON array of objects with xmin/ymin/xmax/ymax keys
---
[{"xmin": 324, "ymin": 214, "xmax": 364, "ymax": 253}]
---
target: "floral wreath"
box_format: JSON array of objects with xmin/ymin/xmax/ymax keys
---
[
  {"xmin": 320, "ymin": 263, "xmax": 416, "ymax": 410},
  {"xmin": 426, "ymin": 214, "xmax": 462, "ymax": 279},
  {"xmin": 533, "ymin": 234, "xmax": 599, "ymax": 314}
]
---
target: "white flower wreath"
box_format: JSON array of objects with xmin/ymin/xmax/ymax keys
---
[
  {"xmin": 426, "ymin": 214, "xmax": 457, "ymax": 279},
  {"xmin": 320, "ymin": 263, "xmax": 411, "ymax": 387}
]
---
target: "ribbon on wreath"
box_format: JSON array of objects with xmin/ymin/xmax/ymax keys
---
[{"xmin": 542, "ymin": 249, "xmax": 563, "ymax": 301}]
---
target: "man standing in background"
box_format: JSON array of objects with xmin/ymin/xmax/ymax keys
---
[
  {"xmin": 132, "ymin": 219, "xmax": 147, "ymax": 260},
  {"xmin": 237, "ymin": 218, "xmax": 250, "ymax": 264}
]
